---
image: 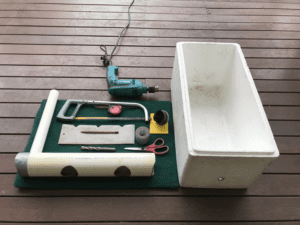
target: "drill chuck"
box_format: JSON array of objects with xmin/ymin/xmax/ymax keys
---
[{"xmin": 148, "ymin": 86, "xmax": 159, "ymax": 93}]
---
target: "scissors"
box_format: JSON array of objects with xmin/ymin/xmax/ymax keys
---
[{"xmin": 124, "ymin": 138, "xmax": 169, "ymax": 155}]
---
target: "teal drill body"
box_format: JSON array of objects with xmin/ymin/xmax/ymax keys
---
[{"xmin": 106, "ymin": 66, "xmax": 153, "ymax": 98}]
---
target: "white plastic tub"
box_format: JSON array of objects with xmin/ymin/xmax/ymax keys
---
[{"xmin": 171, "ymin": 42, "xmax": 279, "ymax": 188}]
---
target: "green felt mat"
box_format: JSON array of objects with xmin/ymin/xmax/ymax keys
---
[{"xmin": 14, "ymin": 100, "xmax": 179, "ymax": 189}]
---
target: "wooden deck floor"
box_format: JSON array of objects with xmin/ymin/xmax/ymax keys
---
[{"xmin": 1, "ymin": 0, "xmax": 300, "ymax": 223}]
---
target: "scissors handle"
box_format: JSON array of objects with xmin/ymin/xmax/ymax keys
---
[{"xmin": 146, "ymin": 138, "xmax": 169, "ymax": 155}]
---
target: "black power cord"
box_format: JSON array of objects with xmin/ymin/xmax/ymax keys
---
[{"xmin": 100, "ymin": 0, "xmax": 135, "ymax": 66}]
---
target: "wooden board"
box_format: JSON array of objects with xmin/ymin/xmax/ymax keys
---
[
  {"xmin": 0, "ymin": 90, "xmax": 298, "ymax": 105},
  {"xmin": 0, "ymin": 26, "xmax": 212, "ymax": 37},
  {"xmin": 260, "ymin": 93, "xmax": 300, "ymax": 105},
  {"xmin": 3, "ymin": 26, "xmax": 300, "ymax": 40},
  {"xmin": 4, "ymin": 36, "xmax": 300, "ymax": 48},
  {"xmin": 0, "ymin": 196, "xmax": 300, "ymax": 221},
  {"xmin": 1, "ymin": 119, "xmax": 299, "ymax": 135},
  {"xmin": 1, "ymin": 135, "xmax": 299, "ymax": 153},
  {"xmin": 3, "ymin": 154, "xmax": 300, "ymax": 173},
  {"xmin": 0, "ymin": 65, "xmax": 299, "ymax": 80},
  {"xmin": 3, "ymin": 55, "xmax": 300, "ymax": 70},
  {"xmin": 3, "ymin": 19, "xmax": 300, "ymax": 32},
  {"xmin": 208, "ymin": 8, "xmax": 300, "ymax": 16},
  {"xmin": 0, "ymin": 4, "xmax": 205, "ymax": 14},
  {"xmin": 0, "ymin": 90, "xmax": 171, "ymax": 102},
  {"xmin": 2, "ymin": 46, "xmax": 300, "ymax": 60},
  {"xmin": 1, "ymin": 174, "xmax": 300, "ymax": 197},
  {"xmin": 1, "ymin": 104, "xmax": 300, "ymax": 120},
  {"xmin": 0, "ymin": 77, "xmax": 299, "ymax": 92},
  {"xmin": 0, "ymin": 12, "xmax": 208, "ymax": 22},
  {"xmin": 0, "ymin": 0, "xmax": 206, "ymax": 7},
  {"xmin": 1, "ymin": 0, "xmax": 300, "ymax": 223}
]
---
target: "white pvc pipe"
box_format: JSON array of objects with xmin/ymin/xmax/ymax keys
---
[
  {"xmin": 30, "ymin": 90, "xmax": 59, "ymax": 154},
  {"xmin": 26, "ymin": 153, "xmax": 155, "ymax": 177}
]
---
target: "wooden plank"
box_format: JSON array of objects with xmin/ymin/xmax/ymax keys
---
[
  {"xmin": 2, "ymin": 155, "xmax": 299, "ymax": 174},
  {"xmin": 2, "ymin": 0, "xmax": 300, "ymax": 9},
  {"xmin": 0, "ymin": 12, "xmax": 208, "ymax": 22},
  {"xmin": 0, "ymin": 135, "xmax": 29, "ymax": 153},
  {"xmin": 2, "ymin": 135, "xmax": 300, "ymax": 154},
  {"xmin": 0, "ymin": 223, "xmax": 297, "ymax": 225},
  {"xmin": 261, "ymin": 93, "xmax": 300, "ymax": 105},
  {"xmin": 3, "ymin": 19, "xmax": 300, "ymax": 33},
  {"xmin": 270, "ymin": 121, "xmax": 300, "ymax": 136},
  {"xmin": 211, "ymin": 23, "xmax": 300, "ymax": 31},
  {"xmin": 3, "ymin": 46, "xmax": 300, "ymax": 59},
  {"xmin": 1, "ymin": 77, "xmax": 299, "ymax": 92},
  {"xmin": 0, "ymin": 154, "xmax": 17, "ymax": 172},
  {"xmin": 0, "ymin": 0, "xmax": 300, "ymax": 9},
  {"xmin": 0, "ymin": 55, "xmax": 176, "ymax": 67},
  {"xmin": 264, "ymin": 155, "xmax": 300, "ymax": 173},
  {"xmin": 3, "ymin": 18, "xmax": 300, "ymax": 32},
  {"xmin": 2, "ymin": 26, "xmax": 300, "ymax": 40},
  {"xmin": 0, "ymin": 90, "xmax": 171, "ymax": 102},
  {"xmin": 6, "ymin": 11, "xmax": 300, "ymax": 24},
  {"xmin": 0, "ymin": 77, "xmax": 115, "ymax": 90},
  {"xmin": 0, "ymin": 66, "xmax": 172, "ymax": 79},
  {"xmin": 254, "ymin": 80, "xmax": 300, "ymax": 92},
  {"xmin": 250, "ymin": 69, "xmax": 300, "ymax": 80},
  {"xmin": 0, "ymin": 104, "xmax": 40, "ymax": 117},
  {"xmin": 0, "ymin": 45, "xmax": 176, "ymax": 56},
  {"xmin": 0, "ymin": 223, "xmax": 296, "ymax": 225},
  {"xmin": 1, "ymin": 119, "xmax": 298, "ymax": 135},
  {"xmin": 0, "ymin": 27, "xmax": 212, "ymax": 37},
  {"xmin": 275, "ymin": 137, "xmax": 300, "ymax": 153},
  {"xmin": 3, "ymin": 56, "xmax": 300, "ymax": 70},
  {"xmin": 0, "ymin": 90, "xmax": 297, "ymax": 105},
  {"xmin": 0, "ymin": 4, "xmax": 205, "ymax": 14},
  {"xmin": 0, "ymin": 138, "xmax": 299, "ymax": 156},
  {"xmin": 3, "ymin": 77, "xmax": 147, "ymax": 89},
  {"xmin": 210, "ymin": 0, "xmax": 300, "ymax": 3},
  {"xmin": 0, "ymin": 18, "xmax": 211, "ymax": 30},
  {"xmin": 213, "ymin": 31, "xmax": 300, "ymax": 40},
  {"xmin": 3, "ymin": 36, "xmax": 300, "ymax": 48},
  {"xmin": 0, "ymin": 0, "xmax": 206, "ymax": 7},
  {"xmin": 209, "ymin": 15, "xmax": 300, "ymax": 23},
  {"xmin": 248, "ymin": 59, "xmax": 300, "ymax": 69},
  {"xmin": 0, "ymin": 65, "xmax": 299, "ymax": 81},
  {"xmin": 2, "ymin": 104, "xmax": 300, "ymax": 120},
  {"xmin": 0, "ymin": 101, "xmax": 289, "ymax": 117},
  {"xmin": 0, "ymin": 119, "xmax": 35, "ymax": 134},
  {"xmin": 0, "ymin": 196, "xmax": 300, "ymax": 221},
  {"xmin": 204, "ymin": 1, "xmax": 300, "ymax": 10},
  {"xmin": 265, "ymin": 107, "xmax": 300, "ymax": 120},
  {"xmin": 1, "ymin": 174, "xmax": 300, "ymax": 196},
  {"xmin": 206, "ymin": 0, "xmax": 300, "ymax": 3},
  {"xmin": 208, "ymin": 8, "xmax": 300, "ymax": 16}
]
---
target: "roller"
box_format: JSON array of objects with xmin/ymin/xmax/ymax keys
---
[{"xmin": 136, "ymin": 126, "xmax": 150, "ymax": 145}]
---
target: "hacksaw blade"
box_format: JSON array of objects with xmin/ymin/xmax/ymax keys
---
[{"xmin": 58, "ymin": 124, "xmax": 135, "ymax": 145}]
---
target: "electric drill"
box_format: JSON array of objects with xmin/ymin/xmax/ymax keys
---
[{"xmin": 106, "ymin": 66, "xmax": 159, "ymax": 98}]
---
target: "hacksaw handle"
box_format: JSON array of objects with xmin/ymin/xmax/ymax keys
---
[{"xmin": 57, "ymin": 99, "xmax": 85, "ymax": 121}]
